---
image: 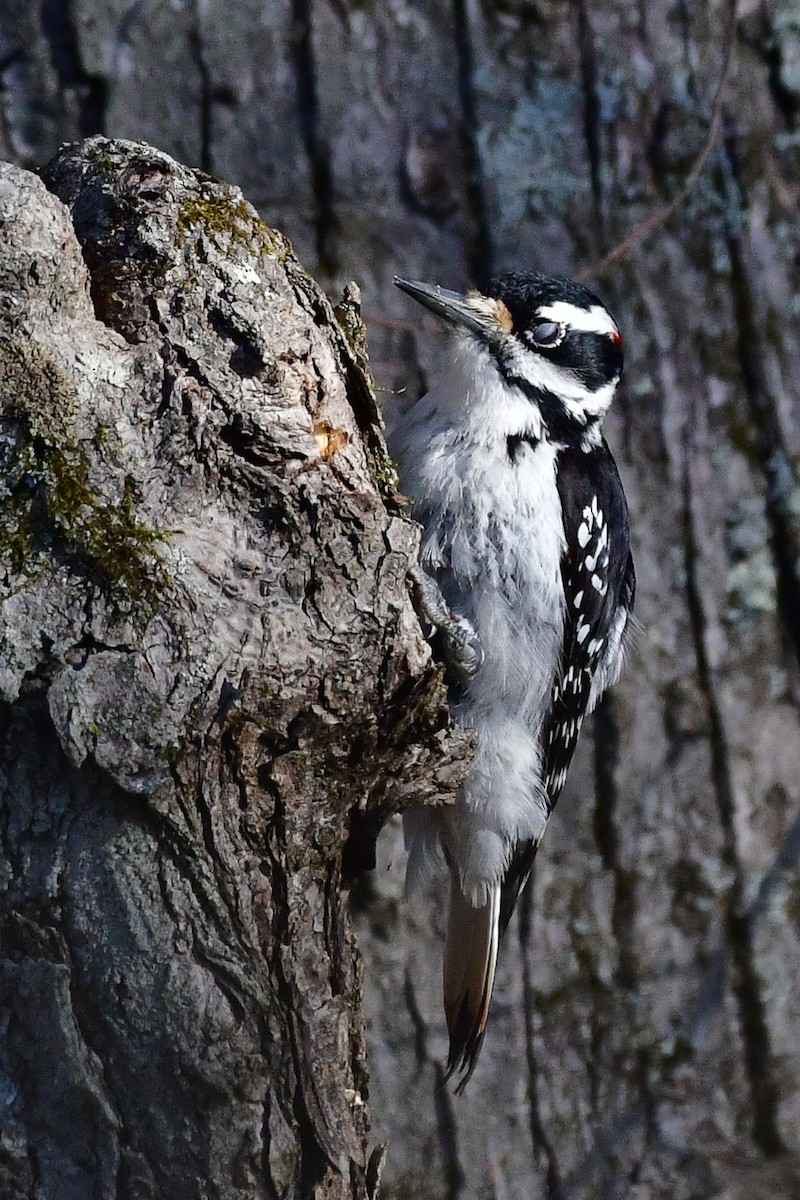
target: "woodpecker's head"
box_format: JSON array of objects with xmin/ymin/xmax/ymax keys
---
[{"xmin": 395, "ymin": 271, "xmax": 623, "ymax": 444}]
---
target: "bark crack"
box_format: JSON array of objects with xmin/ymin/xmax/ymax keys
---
[
  {"xmin": 592, "ymin": 693, "xmax": 639, "ymax": 991},
  {"xmin": 451, "ymin": 0, "xmax": 494, "ymax": 283},
  {"xmin": 289, "ymin": 0, "xmax": 338, "ymax": 274},
  {"xmin": 574, "ymin": 0, "xmax": 605, "ymax": 248},
  {"xmin": 518, "ymin": 883, "xmax": 565, "ymax": 1200},
  {"xmin": 719, "ymin": 123, "xmax": 800, "ymax": 677},
  {"xmin": 682, "ymin": 452, "xmax": 784, "ymax": 1157},
  {"xmin": 403, "ymin": 968, "xmax": 466, "ymax": 1200},
  {"xmin": 40, "ymin": 0, "xmax": 108, "ymax": 137}
]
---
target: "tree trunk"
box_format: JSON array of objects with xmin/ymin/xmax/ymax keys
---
[
  {"xmin": 3, "ymin": 2, "xmax": 800, "ymax": 1197},
  {"xmin": 0, "ymin": 136, "xmax": 468, "ymax": 1200}
]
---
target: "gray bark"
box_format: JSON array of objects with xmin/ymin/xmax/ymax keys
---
[
  {"xmin": 0, "ymin": 136, "xmax": 468, "ymax": 1200},
  {"xmin": 2, "ymin": 1, "xmax": 800, "ymax": 1198}
]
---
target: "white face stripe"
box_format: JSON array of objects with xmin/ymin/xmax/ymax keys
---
[
  {"xmin": 536, "ymin": 300, "xmax": 619, "ymax": 338},
  {"xmin": 562, "ymin": 380, "xmax": 617, "ymax": 418},
  {"xmin": 501, "ymin": 342, "xmax": 619, "ymax": 413}
]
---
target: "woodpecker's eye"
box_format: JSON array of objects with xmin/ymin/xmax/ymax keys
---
[{"xmin": 529, "ymin": 320, "xmax": 563, "ymax": 348}]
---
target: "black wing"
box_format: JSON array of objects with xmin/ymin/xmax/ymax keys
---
[
  {"xmin": 500, "ymin": 438, "xmax": 634, "ymax": 930},
  {"xmin": 541, "ymin": 440, "xmax": 633, "ymax": 799}
]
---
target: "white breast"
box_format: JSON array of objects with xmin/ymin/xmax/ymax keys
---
[{"xmin": 389, "ymin": 340, "xmax": 566, "ymax": 901}]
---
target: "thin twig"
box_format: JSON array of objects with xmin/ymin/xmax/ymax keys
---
[{"xmin": 575, "ymin": 0, "xmax": 738, "ymax": 283}]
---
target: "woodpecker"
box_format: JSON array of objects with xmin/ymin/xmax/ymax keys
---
[{"xmin": 389, "ymin": 271, "xmax": 635, "ymax": 1088}]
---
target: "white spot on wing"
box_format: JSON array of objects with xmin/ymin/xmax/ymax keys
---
[{"xmin": 578, "ymin": 523, "xmax": 590, "ymax": 548}]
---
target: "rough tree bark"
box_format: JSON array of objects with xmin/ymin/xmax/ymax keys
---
[
  {"xmin": 0, "ymin": 137, "xmax": 469, "ymax": 1200},
  {"xmin": 3, "ymin": 2, "xmax": 800, "ymax": 1198}
]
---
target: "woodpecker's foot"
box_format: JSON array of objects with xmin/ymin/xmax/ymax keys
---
[{"xmin": 407, "ymin": 563, "xmax": 484, "ymax": 678}]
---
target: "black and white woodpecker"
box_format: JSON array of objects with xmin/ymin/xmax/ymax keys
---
[{"xmin": 389, "ymin": 271, "xmax": 635, "ymax": 1088}]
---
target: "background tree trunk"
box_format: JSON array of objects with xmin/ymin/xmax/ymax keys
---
[{"xmin": 2, "ymin": 2, "xmax": 800, "ymax": 1198}]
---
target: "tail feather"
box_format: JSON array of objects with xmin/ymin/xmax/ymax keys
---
[
  {"xmin": 443, "ymin": 877, "xmax": 500, "ymax": 1091},
  {"xmin": 499, "ymin": 837, "xmax": 539, "ymax": 932}
]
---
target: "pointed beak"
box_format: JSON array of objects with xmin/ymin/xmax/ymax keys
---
[{"xmin": 394, "ymin": 277, "xmax": 505, "ymax": 341}]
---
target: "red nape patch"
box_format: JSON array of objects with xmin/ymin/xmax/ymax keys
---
[{"xmin": 610, "ymin": 330, "xmax": 622, "ymax": 347}]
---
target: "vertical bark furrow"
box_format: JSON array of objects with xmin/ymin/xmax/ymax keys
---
[
  {"xmin": 574, "ymin": 0, "xmax": 605, "ymax": 246},
  {"xmin": 402, "ymin": 969, "xmax": 466, "ymax": 1200},
  {"xmin": 451, "ymin": 0, "xmax": 493, "ymax": 284},
  {"xmin": 289, "ymin": 0, "xmax": 338, "ymax": 274},
  {"xmin": 40, "ymin": 0, "xmax": 108, "ymax": 138},
  {"xmin": 592, "ymin": 694, "xmax": 638, "ymax": 990},
  {"xmin": 682, "ymin": 458, "xmax": 784, "ymax": 1157},
  {"xmin": 518, "ymin": 885, "xmax": 565, "ymax": 1200},
  {"xmin": 719, "ymin": 128, "xmax": 800, "ymax": 674}
]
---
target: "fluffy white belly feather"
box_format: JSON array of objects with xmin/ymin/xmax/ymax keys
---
[{"xmin": 391, "ymin": 348, "xmax": 567, "ymax": 903}]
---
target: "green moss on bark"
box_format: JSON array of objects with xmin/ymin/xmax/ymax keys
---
[
  {"xmin": 0, "ymin": 337, "xmax": 169, "ymax": 617},
  {"xmin": 177, "ymin": 191, "xmax": 290, "ymax": 261}
]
